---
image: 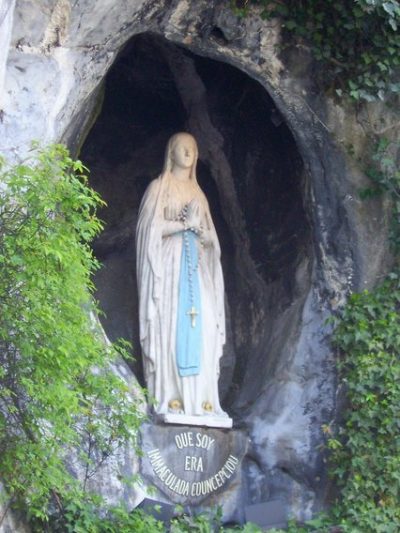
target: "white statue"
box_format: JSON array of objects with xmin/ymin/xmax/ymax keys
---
[{"xmin": 136, "ymin": 132, "xmax": 231, "ymax": 427}]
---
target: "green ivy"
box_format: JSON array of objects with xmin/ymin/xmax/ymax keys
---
[
  {"xmin": 0, "ymin": 145, "xmax": 145, "ymax": 526},
  {"xmin": 328, "ymin": 276, "xmax": 400, "ymax": 532},
  {"xmin": 234, "ymin": 1, "xmax": 400, "ymax": 100}
]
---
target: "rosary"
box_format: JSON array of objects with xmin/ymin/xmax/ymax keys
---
[{"xmin": 177, "ymin": 203, "xmax": 203, "ymax": 328}]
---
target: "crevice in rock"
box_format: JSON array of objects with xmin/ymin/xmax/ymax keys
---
[{"xmin": 208, "ymin": 26, "xmax": 229, "ymax": 45}]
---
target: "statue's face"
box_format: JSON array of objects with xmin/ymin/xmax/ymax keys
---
[{"xmin": 171, "ymin": 136, "xmax": 196, "ymax": 171}]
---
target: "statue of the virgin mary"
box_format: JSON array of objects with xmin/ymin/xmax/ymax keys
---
[{"xmin": 136, "ymin": 133, "xmax": 231, "ymax": 427}]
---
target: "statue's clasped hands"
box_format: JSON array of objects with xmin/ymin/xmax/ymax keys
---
[{"xmin": 186, "ymin": 199, "xmax": 203, "ymax": 235}]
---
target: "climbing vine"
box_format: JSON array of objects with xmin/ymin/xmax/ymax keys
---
[
  {"xmin": 329, "ymin": 277, "xmax": 400, "ymax": 531},
  {"xmin": 234, "ymin": 0, "xmax": 400, "ymax": 100}
]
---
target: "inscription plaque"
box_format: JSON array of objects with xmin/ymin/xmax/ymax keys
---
[{"xmin": 140, "ymin": 424, "xmax": 248, "ymax": 505}]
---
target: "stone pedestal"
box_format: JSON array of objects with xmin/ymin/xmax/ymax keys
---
[
  {"xmin": 158, "ymin": 413, "xmax": 233, "ymax": 428},
  {"xmin": 140, "ymin": 423, "xmax": 248, "ymax": 506}
]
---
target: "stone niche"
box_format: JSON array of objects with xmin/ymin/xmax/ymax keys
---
[
  {"xmin": 81, "ymin": 32, "xmax": 316, "ymax": 519},
  {"xmin": 82, "ymin": 32, "xmax": 310, "ymax": 406}
]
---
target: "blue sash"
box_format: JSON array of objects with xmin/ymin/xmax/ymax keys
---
[{"xmin": 176, "ymin": 231, "xmax": 202, "ymax": 376}]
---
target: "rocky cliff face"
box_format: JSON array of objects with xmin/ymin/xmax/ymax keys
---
[{"xmin": 0, "ymin": 0, "xmax": 397, "ymax": 528}]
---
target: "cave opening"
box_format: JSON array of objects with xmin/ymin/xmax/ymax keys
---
[{"xmin": 80, "ymin": 32, "xmax": 311, "ymax": 416}]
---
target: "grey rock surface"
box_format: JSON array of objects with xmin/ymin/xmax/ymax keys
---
[
  {"xmin": 0, "ymin": 0, "xmax": 399, "ymax": 528},
  {"xmin": 0, "ymin": 0, "xmax": 15, "ymax": 104},
  {"xmin": 0, "ymin": 485, "xmax": 30, "ymax": 533}
]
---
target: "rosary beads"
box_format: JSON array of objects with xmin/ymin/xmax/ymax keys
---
[{"xmin": 176, "ymin": 203, "xmax": 205, "ymax": 247}]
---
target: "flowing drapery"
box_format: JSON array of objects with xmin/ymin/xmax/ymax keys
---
[{"xmin": 136, "ymin": 173, "xmax": 226, "ymax": 416}]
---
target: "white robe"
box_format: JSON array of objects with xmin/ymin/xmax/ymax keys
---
[{"xmin": 136, "ymin": 174, "xmax": 226, "ymax": 416}]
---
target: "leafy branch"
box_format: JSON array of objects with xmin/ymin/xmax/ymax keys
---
[{"xmin": 0, "ymin": 145, "xmax": 145, "ymax": 527}]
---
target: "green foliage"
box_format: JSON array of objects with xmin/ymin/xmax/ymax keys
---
[
  {"xmin": 167, "ymin": 511, "xmax": 331, "ymax": 533},
  {"xmin": 0, "ymin": 144, "xmax": 145, "ymax": 524},
  {"xmin": 35, "ymin": 495, "xmax": 165, "ymax": 533},
  {"xmin": 330, "ymin": 276, "xmax": 400, "ymax": 531},
  {"xmin": 169, "ymin": 507, "xmax": 233, "ymax": 533},
  {"xmin": 268, "ymin": 517, "xmax": 331, "ymax": 533},
  {"xmin": 56, "ymin": 502, "xmax": 262, "ymax": 533},
  {"xmin": 234, "ymin": 0, "xmax": 400, "ymax": 100},
  {"xmin": 170, "ymin": 508, "xmax": 221, "ymax": 532}
]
